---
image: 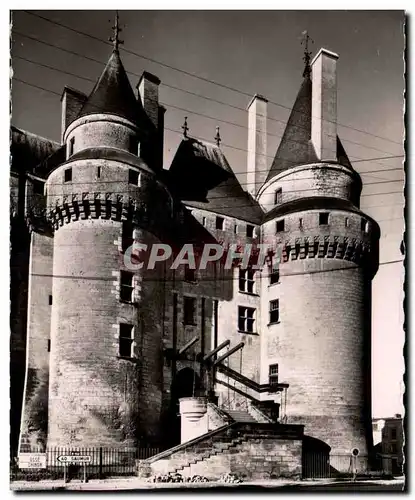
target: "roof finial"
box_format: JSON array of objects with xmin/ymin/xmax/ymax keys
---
[
  {"xmin": 215, "ymin": 126, "xmax": 221, "ymax": 147},
  {"xmin": 301, "ymin": 30, "xmax": 314, "ymax": 77},
  {"xmin": 109, "ymin": 11, "xmax": 124, "ymax": 53},
  {"xmin": 182, "ymin": 116, "xmax": 189, "ymax": 139}
]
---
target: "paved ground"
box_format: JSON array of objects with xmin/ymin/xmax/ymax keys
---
[{"xmin": 10, "ymin": 477, "xmax": 405, "ymax": 492}]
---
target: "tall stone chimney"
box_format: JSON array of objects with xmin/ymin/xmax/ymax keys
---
[
  {"xmin": 60, "ymin": 86, "xmax": 87, "ymax": 143},
  {"xmin": 247, "ymin": 94, "xmax": 268, "ymax": 197},
  {"xmin": 311, "ymin": 48, "xmax": 339, "ymax": 161},
  {"xmin": 137, "ymin": 71, "xmax": 161, "ymax": 130}
]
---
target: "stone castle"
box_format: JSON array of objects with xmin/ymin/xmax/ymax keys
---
[{"xmin": 10, "ymin": 31, "xmax": 380, "ymax": 477}]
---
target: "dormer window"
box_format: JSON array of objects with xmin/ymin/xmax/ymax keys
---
[
  {"xmin": 68, "ymin": 137, "xmax": 75, "ymax": 157},
  {"xmin": 246, "ymin": 225, "xmax": 255, "ymax": 238},
  {"xmin": 274, "ymin": 188, "xmax": 282, "ymax": 205}
]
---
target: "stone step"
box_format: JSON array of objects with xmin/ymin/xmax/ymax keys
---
[{"xmin": 225, "ymin": 410, "xmax": 257, "ymax": 423}]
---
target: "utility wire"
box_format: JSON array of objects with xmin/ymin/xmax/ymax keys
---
[
  {"xmin": 12, "ymin": 52, "xmax": 404, "ymax": 160},
  {"xmin": 11, "ymin": 76, "xmax": 405, "ymax": 171},
  {"xmin": 16, "ymin": 12, "xmax": 404, "ymax": 147}
]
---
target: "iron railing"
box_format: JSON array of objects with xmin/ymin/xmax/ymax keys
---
[{"xmin": 11, "ymin": 446, "xmax": 160, "ymax": 482}]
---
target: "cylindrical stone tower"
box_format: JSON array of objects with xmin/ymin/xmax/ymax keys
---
[
  {"xmin": 257, "ymin": 48, "xmax": 380, "ymax": 457},
  {"xmin": 45, "ymin": 48, "xmax": 172, "ymax": 448}
]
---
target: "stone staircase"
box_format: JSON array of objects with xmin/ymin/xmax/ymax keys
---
[{"xmin": 224, "ymin": 409, "xmax": 258, "ymax": 423}]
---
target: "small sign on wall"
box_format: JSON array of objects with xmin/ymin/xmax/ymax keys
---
[{"xmin": 18, "ymin": 453, "xmax": 47, "ymax": 469}]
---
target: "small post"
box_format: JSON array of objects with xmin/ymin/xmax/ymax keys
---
[
  {"xmin": 83, "ymin": 462, "xmax": 87, "ymax": 483},
  {"xmin": 63, "ymin": 462, "xmax": 67, "ymax": 483},
  {"xmin": 99, "ymin": 447, "xmax": 103, "ymax": 479}
]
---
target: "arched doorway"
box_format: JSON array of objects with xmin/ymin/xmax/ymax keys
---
[{"xmin": 168, "ymin": 368, "xmax": 202, "ymax": 446}]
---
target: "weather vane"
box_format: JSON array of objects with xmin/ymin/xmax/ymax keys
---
[
  {"xmin": 214, "ymin": 126, "xmax": 221, "ymax": 147},
  {"xmin": 109, "ymin": 11, "xmax": 124, "ymax": 52},
  {"xmin": 301, "ymin": 30, "xmax": 314, "ymax": 77},
  {"xmin": 182, "ymin": 117, "xmax": 189, "ymax": 139}
]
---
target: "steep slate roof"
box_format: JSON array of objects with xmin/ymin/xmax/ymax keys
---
[
  {"xmin": 77, "ymin": 49, "xmax": 149, "ymax": 129},
  {"xmin": 10, "ymin": 127, "xmax": 60, "ymax": 174},
  {"xmin": 265, "ymin": 73, "xmax": 356, "ymax": 183},
  {"xmin": 168, "ymin": 138, "xmax": 263, "ymax": 224}
]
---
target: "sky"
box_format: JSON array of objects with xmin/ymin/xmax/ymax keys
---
[{"xmin": 10, "ymin": 10, "xmax": 405, "ymax": 418}]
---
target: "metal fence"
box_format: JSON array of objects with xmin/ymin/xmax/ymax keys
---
[
  {"xmin": 11, "ymin": 446, "xmax": 160, "ymax": 482},
  {"xmin": 303, "ymin": 453, "xmax": 396, "ymax": 479}
]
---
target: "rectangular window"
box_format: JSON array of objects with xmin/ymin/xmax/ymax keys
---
[
  {"xmin": 391, "ymin": 428, "xmax": 397, "ymax": 440},
  {"xmin": 122, "ymin": 222, "xmax": 134, "ymax": 253},
  {"xmin": 216, "ymin": 216, "xmax": 224, "ymax": 230},
  {"xmin": 269, "ymin": 364, "xmax": 279, "ymax": 386},
  {"xmin": 47, "ymin": 339, "xmax": 51, "ymax": 352},
  {"xmin": 234, "ymin": 224, "xmax": 238, "ymax": 234},
  {"xmin": 120, "ymin": 271, "xmax": 134, "ymax": 302},
  {"xmin": 246, "ymin": 224, "xmax": 255, "ymax": 238},
  {"xmin": 276, "ymin": 219, "xmax": 285, "ymax": 233},
  {"xmin": 299, "ymin": 218, "xmax": 303, "ymax": 229},
  {"xmin": 239, "ymin": 269, "xmax": 255, "ymax": 294},
  {"xmin": 238, "ymin": 306, "xmax": 256, "ymax": 333},
  {"xmin": 129, "ymin": 169, "xmax": 140, "ymax": 186},
  {"xmin": 269, "ymin": 299, "xmax": 280, "ymax": 324},
  {"xmin": 345, "ymin": 217, "xmax": 349, "ymax": 227},
  {"xmin": 270, "ymin": 268, "xmax": 280, "ymax": 285},
  {"xmin": 129, "ymin": 136, "xmax": 139, "ymax": 155},
  {"xmin": 274, "ymin": 188, "xmax": 282, "ymax": 205},
  {"xmin": 202, "ymin": 216, "xmax": 207, "ymax": 227},
  {"xmin": 48, "ymin": 295, "xmax": 53, "ymax": 306},
  {"xmin": 69, "ymin": 137, "xmax": 75, "ymax": 156},
  {"xmin": 319, "ymin": 212, "xmax": 329, "ymax": 225},
  {"xmin": 64, "ymin": 168, "xmax": 72, "ymax": 183},
  {"xmin": 119, "ymin": 323, "xmax": 134, "ymax": 358},
  {"xmin": 184, "ymin": 267, "xmax": 197, "ymax": 283},
  {"xmin": 97, "ymin": 166, "xmax": 101, "ymax": 178},
  {"xmin": 183, "ymin": 297, "xmax": 197, "ymax": 325}
]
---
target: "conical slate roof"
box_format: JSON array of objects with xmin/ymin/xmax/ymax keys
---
[
  {"xmin": 266, "ymin": 74, "xmax": 317, "ymax": 182},
  {"xmin": 77, "ymin": 50, "xmax": 147, "ymax": 127},
  {"xmin": 265, "ymin": 72, "xmax": 357, "ymax": 183}
]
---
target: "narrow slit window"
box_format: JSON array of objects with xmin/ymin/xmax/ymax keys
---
[
  {"xmin": 64, "ymin": 168, "xmax": 72, "ymax": 183},
  {"xmin": 48, "ymin": 295, "xmax": 53, "ymax": 306},
  {"xmin": 69, "ymin": 137, "xmax": 75, "ymax": 156},
  {"xmin": 234, "ymin": 224, "xmax": 238, "ymax": 234},
  {"xmin": 119, "ymin": 323, "xmax": 134, "ymax": 358},
  {"xmin": 345, "ymin": 217, "xmax": 349, "ymax": 228},
  {"xmin": 299, "ymin": 218, "xmax": 303, "ymax": 229},
  {"xmin": 202, "ymin": 216, "xmax": 207, "ymax": 227},
  {"xmin": 274, "ymin": 188, "xmax": 282, "ymax": 205},
  {"xmin": 97, "ymin": 166, "xmax": 101, "ymax": 178}
]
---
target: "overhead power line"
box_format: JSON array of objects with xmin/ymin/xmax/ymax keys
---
[
  {"xmin": 12, "ymin": 52, "xmax": 404, "ymax": 161},
  {"xmin": 11, "ymin": 76, "xmax": 405, "ymax": 172},
  {"xmin": 18, "ymin": 10, "xmax": 404, "ymax": 148}
]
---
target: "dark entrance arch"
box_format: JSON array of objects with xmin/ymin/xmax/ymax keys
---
[
  {"xmin": 168, "ymin": 368, "xmax": 202, "ymax": 447},
  {"xmin": 302, "ymin": 436, "xmax": 331, "ymax": 478}
]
